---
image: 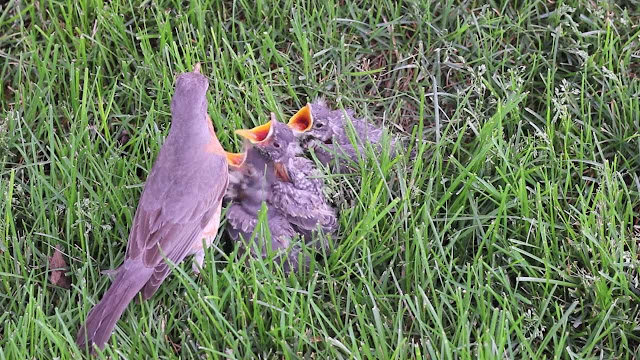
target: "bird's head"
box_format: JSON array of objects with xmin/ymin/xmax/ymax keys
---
[
  {"xmin": 235, "ymin": 118, "xmax": 296, "ymax": 162},
  {"xmin": 288, "ymin": 98, "xmax": 341, "ymax": 143},
  {"xmin": 235, "ymin": 117, "xmax": 295, "ymax": 182},
  {"xmin": 171, "ymin": 65, "xmax": 209, "ymax": 124}
]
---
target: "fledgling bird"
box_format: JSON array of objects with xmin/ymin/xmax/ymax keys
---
[
  {"xmin": 270, "ymin": 154, "xmax": 337, "ymax": 252},
  {"xmin": 227, "ymin": 116, "xmax": 337, "ymax": 271},
  {"xmin": 250, "ymin": 118, "xmax": 336, "ymax": 254},
  {"xmin": 76, "ymin": 65, "xmax": 229, "ymax": 351},
  {"xmin": 288, "ymin": 98, "xmax": 398, "ymax": 171},
  {"xmin": 225, "ymin": 118, "xmax": 302, "ymax": 272}
]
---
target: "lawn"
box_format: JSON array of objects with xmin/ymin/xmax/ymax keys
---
[{"xmin": 1, "ymin": 0, "xmax": 640, "ymax": 358}]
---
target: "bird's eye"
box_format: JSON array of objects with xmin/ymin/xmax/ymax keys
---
[
  {"xmin": 315, "ymin": 122, "xmax": 324, "ymax": 128},
  {"xmin": 273, "ymin": 142, "xmax": 281, "ymax": 148}
]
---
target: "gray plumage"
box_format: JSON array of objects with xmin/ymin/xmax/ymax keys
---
[
  {"xmin": 261, "ymin": 121, "xmax": 336, "ymax": 253},
  {"xmin": 270, "ymin": 155, "xmax": 337, "ymax": 252},
  {"xmin": 226, "ymin": 121, "xmax": 302, "ymax": 272},
  {"xmin": 76, "ymin": 69, "xmax": 229, "ymax": 351},
  {"xmin": 227, "ymin": 120, "xmax": 336, "ymax": 272},
  {"xmin": 298, "ymin": 98, "xmax": 397, "ymax": 170}
]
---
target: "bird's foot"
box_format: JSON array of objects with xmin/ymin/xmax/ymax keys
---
[{"xmin": 192, "ymin": 251, "xmax": 205, "ymax": 275}]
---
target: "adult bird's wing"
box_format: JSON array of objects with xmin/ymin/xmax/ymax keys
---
[
  {"xmin": 125, "ymin": 145, "xmax": 229, "ymax": 299},
  {"xmin": 76, "ymin": 147, "xmax": 229, "ymax": 349}
]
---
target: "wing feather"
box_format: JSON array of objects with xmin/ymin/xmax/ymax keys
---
[
  {"xmin": 270, "ymin": 157, "xmax": 336, "ymax": 233},
  {"xmin": 125, "ymin": 151, "xmax": 228, "ymax": 270}
]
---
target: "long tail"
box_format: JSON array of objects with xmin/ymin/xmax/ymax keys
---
[{"xmin": 76, "ymin": 261, "xmax": 154, "ymax": 351}]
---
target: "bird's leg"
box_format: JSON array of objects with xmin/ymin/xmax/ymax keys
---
[{"xmin": 192, "ymin": 250, "xmax": 205, "ymax": 274}]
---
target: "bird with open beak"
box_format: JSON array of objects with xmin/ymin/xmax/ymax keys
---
[
  {"xmin": 227, "ymin": 115, "xmax": 336, "ymax": 271},
  {"xmin": 248, "ymin": 116, "xmax": 336, "ymax": 256},
  {"xmin": 288, "ymin": 98, "xmax": 398, "ymax": 171},
  {"xmin": 76, "ymin": 64, "xmax": 229, "ymax": 351},
  {"xmin": 224, "ymin": 116, "xmax": 303, "ymax": 272},
  {"xmin": 268, "ymin": 116, "xmax": 337, "ymax": 252}
]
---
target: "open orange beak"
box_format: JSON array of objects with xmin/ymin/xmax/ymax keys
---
[
  {"xmin": 287, "ymin": 104, "xmax": 313, "ymax": 133},
  {"xmin": 274, "ymin": 162, "xmax": 291, "ymax": 182},
  {"xmin": 225, "ymin": 151, "xmax": 247, "ymax": 167},
  {"xmin": 235, "ymin": 120, "xmax": 274, "ymax": 143}
]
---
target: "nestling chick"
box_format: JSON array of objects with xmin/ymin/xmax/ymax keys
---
[
  {"xmin": 224, "ymin": 146, "xmax": 301, "ymax": 272},
  {"xmin": 226, "ymin": 118, "xmax": 304, "ymax": 272},
  {"xmin": 288, "ymin": 98, "xmax": 398, "ymax": 171},
  {"xmin": 265, "ymin": 119, "xmax": 337, "ymax": 256},
  {"xmin": 227, "ymin": 116, "xmax": 337, "ymax": 272}
]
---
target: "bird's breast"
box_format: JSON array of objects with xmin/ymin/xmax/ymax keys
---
[
  {"xmin": 204, "ymin": 135, "xmax": 225, "ymax": 156},
  {"xmin": 202, "ymin": 119, "xmax": 225, "ymax": 155}
]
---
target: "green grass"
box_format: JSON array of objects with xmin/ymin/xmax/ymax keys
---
[{"xmin": 2, "ymin": 0, "xmax": 640, "ymax": 358}]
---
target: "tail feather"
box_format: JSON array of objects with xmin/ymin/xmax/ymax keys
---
[{"xmin": 76, "ymin": 261, "xmax": 154, "ymax": 351}]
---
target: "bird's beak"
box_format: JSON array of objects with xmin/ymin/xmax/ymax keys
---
[
  {"xmin": 274, "ymin": 162, "xmax": 291, "ymax": 182},
  {"xmin": 287, "ymin": 104, "xmax": 313, "ymax": 133},
  {"xmin": 225, "ymin": 151, "xmax": 246, "ymax": 167},
  {"xmin": 235, "ymin": 120, "xmax": 274, "ymax": 143},
  {"xmin": 193, "ymin": 63, "xmax": 201, "ymax": 74}
]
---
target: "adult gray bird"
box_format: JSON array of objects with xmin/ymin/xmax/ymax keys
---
[
  {"xmin": 288, "ymin": 98, "xmax": 397, "ymax": 171},
  {"xmin": 76, "ymin": 65, "xmax": 229, "ymax": 351}
]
